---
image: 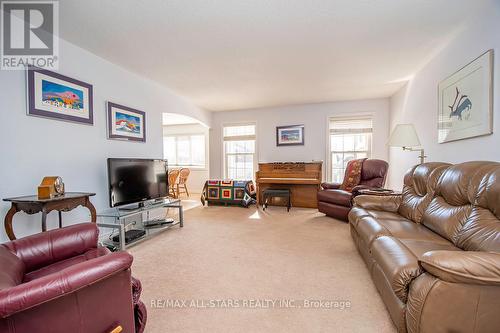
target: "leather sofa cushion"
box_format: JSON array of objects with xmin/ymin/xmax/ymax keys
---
[
  {"xmin": 399, "ymin": 239, "xmax": 461, "ymax": 258},
  {"xmin": 455, "ymin": 166, "xmax": 500, "ymax": 252},
  {"xmin": 0, "ymin": 246, "xmax": 24, "ymax": 290},
  {"xmin": 377, "ymin": 219, "xmax": 453, "ymax": 244},
  {"xmin": 371, "ymin": 236, "xmax": 423, "ymax": 303},
  {"xmin": 422, "ymin": 196, "xmax": 472, "ymax": 244},
  {"xmin": 356, "ymin": 216, "xmax": 392, "ymax": 247},
  {"xmin": 24, "ymin": 247, "xmax": 111, "ymax": 282},
  {"xmin": 457, "ymin": 207, "xmax": 500, "ymax": 252},
  {"xmin": 423, "ymin": 162, "xmax": 500, "ymax": 248},
  {"xmin": 348, "ymin": 207, "xmax": 371, "ymax": 227},
  {"xmin": 360, "ymin": 159, "xmax": 388, "ymax": 185},
  {"xmin": 365, "ymin": 210, "xmax": 405, "ymax": 221},
  {"xmin": 317, "ymin": 189, "xmax": 352, "ymax": 207},
  {"xmin": 355, "ymin": 214, "xmax": 451, "ymax": 249},
  {"xmin": 4, "ymin": 223, "xmax": 99, "ymax": 272},
  {"xmin": 398, "ymin": 163, "xmax": 450, "ymax": 223},
  {"xmin": 349, "ymin": 205, "xmax": 403, "ymax": 229}
]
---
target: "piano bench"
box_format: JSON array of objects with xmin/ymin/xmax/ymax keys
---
[{"xmin": 262, "ymin": 189, "xmax": 291, "ymax": 212}]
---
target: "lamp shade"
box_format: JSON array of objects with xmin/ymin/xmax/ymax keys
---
[{"xmin": 387, "ymin": 124, "xmax": 421, "ymax": 147}]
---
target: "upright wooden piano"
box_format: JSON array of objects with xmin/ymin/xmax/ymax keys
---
[{"xmin": 255, "ymin": 162, "xmax": 322, "ymax": 208}]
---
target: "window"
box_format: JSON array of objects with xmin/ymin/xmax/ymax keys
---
[
  {"xmin": 163, "ymin": 134, "xmax": 206, "ymax": 167},
  {"xmin": 223, "ymin": 124, "xmax": 256, "ymax": 180},
  {"xmin": 329, "ymin": 117, "xmax": 372, "ymax": 183}
]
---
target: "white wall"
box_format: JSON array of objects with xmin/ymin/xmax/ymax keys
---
[
  {"xmin": 0, "ymin": 38, "xmax": 210, "ymax": 242},
  {"xmin": 388, "ymin": 3, "xmax": 500, "ymax": 190},
  {"xmin": 210, "ymin": 99, "xmax": 390, "ymax": 181},
  {"xmin": 163, "ymin": 123, "xmax": 210, "ymax": 193}
]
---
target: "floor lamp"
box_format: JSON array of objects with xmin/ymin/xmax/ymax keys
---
[{"xmin": 388, "ymin": 124, "xmax": 426, "ymax": 164}]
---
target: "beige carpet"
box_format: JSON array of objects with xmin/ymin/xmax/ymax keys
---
[{"xmin": 129, "ymin": 204, "xmax": 395, "ymax": 333}]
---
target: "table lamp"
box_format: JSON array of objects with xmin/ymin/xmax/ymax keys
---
[{"xmin": 388, "ymin": 124, "xmax": 426, "ymax": 164}]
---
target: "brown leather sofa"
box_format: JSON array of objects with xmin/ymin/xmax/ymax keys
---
[
  {"xmin": 349, "ymin": 161, "xmax": 500, "ymax": 333},
  {"xmin": 0, "ymin": 223, "xmax": 147, "ymax": 333},
  {"xmin": 318, "ymin": 159, "xmax": 388, "ymax": 221}
]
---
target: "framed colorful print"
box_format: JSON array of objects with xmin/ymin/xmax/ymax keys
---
[
  {"xmin": 27, "ymin": 67, "xmax": 93, "ymax": 125},
  {"xmin": 438, "ymin": 50, "xmax": 493, "ymax": 143},
  {"xmin": 276, "ymin": 124, "xmax": 305, "ymax": 146},
  {"xmin": 107, "ymin": 102, "xmax": 146, "ymax": 142}
]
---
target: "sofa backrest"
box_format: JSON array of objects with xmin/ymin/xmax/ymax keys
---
[
  {"xmin": 3, "ymin": 223, "xmax": 99, "ymax": 272},
  {"xmin": 398, "ymin": 162, "xmax": 451, "ymax": 223},
  {"xmin": 421, "ymin": 161, "xmax": 500, "ymax": 252},
  {"xmin": 359, "ymin": 159, "xmax": 388, "ymax": 188}
]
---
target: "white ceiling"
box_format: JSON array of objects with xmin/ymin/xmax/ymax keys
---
[{"xmin": 59, "ymin": 0, "xmax": 491, "ymax": 111}]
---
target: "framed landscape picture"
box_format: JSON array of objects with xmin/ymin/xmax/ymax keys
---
[
  {"xmin": 107, "ymin": 102, "xmax": 146, "ymax": 142},
  {"xmin": 27, "ymin": 67, "xmax": 93, "ymax": 124},
  {"xmin": 276, "ymin": 124, "xmax": 304, "ymax": 146},
  {"xmin": 438, "ymin": 50, "xmax": 493, "ymax": 143}
]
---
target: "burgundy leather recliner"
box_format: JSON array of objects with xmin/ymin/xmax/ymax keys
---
[
  {"xmin": 318, "ymin": 159, "xmax": 388, "ymax": 221},
  {"xmin": 0, "ymin": 223, "xmax": 147, "ymax": 333}
]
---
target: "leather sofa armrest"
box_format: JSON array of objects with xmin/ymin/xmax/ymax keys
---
[
  {"xmin": 352, "ymin": 194, "xmax": 402, "ymax": 212},
  {"xmin": 321, "ymin": 182, "xmax": 341, "ymax": 190},
  {"xmin": 0, "ymin": 251, "xmax": 133, "ymax": 318},
  {"xmin": 3, "ymin": 223, "xmax": 99, "ymax": 272},
  {"xmin": 420, "ymin": 251, "xmax": 500, "ymax": 286}
]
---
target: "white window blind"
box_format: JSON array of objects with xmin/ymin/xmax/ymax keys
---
[{"xmin": 329, "ymin": 117, "xmax": 373, "ymax": 134}]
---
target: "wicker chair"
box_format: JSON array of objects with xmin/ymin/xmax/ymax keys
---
[
  {"xmin": 168, "ymin": 169, "xmax": 180, "ymax": 198},
  {"xmin": 176, "ymin": 168, "xmax": 191, "ymax": 198}
]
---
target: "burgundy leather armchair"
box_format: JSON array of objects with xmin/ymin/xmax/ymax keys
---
[
  {"xmin": 0, "ymin": 223, "xmax": 146, "ymax": 333},
  {"xmin": 318, "ymin": 159, "xmax": 388, "ymax": 221}
]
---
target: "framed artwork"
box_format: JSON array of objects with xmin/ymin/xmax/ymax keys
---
[
  {"xmin": 438, "ymin": 50, "xmax": 493, "ymax": 143},
  {"xmin": 107, "ymin": 102, "xmax": 146, "ymax": 142},
  {"xmin": 27, "ymin": 66, "xmax": 93, "ymax": 125},
  {"xmin": 276, "ymin": 124, "xmax": 305, "ymax": 146}
]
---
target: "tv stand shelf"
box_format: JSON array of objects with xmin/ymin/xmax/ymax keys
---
[{"xmin": 96, "ymin": 198, "xmax": 183, "ymax": 250}]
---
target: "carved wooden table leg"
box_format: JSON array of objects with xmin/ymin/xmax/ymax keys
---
[
  {"xmin": 41, "ymin": 209, "xmax": 48, "ymax": 232},
  {"xmin": 58, "ymin": 211, "xmax": 63, "ymax": 228},
  {"xmin": 4, "ymin": 205, "xmax": 18, "ymax": 240},
  {"xmin": 85, "ymin": 197, "xmax": 97, "ymax": 223}
]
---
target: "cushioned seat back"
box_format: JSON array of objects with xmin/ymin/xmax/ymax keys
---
[
  {"xmin": 3, "ymin": 223, "xmax": 99, "ymax": 272},
  {"xmin": 422, "ymin": 161, "xmax": 500, "ymax": 250},
  {"xmin": 359, "ymin": 159, "xmax": 389, "ymax": 187},
  {"xmin": 456, "ymin": 164, "xmax": 500, "ymax": 252},
  {"xmin": 0, "ymin": 245, "xmax": 25, "ymax": 290},
  {"xmin": 398, "ymin": 162, "xmax": 451, "ymax": 223}
]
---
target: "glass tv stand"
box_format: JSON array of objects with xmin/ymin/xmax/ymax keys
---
[{"xmin": 97, "ymin": 198, "xmax": 183, "ymax": 250}]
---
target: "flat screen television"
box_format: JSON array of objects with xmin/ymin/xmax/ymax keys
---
[{"xmin": 107, "ymin": 158, "xmax": 168, "ymax": 208}]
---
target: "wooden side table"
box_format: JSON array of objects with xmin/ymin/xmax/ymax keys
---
[{"xmin": 3, "ymin": 192, "xmax": 96, "ymax": 240}]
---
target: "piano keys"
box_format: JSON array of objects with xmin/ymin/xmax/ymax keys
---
[{"xmin": 255, "ymin": 162, "xmax": 322, "ymax": 208}]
